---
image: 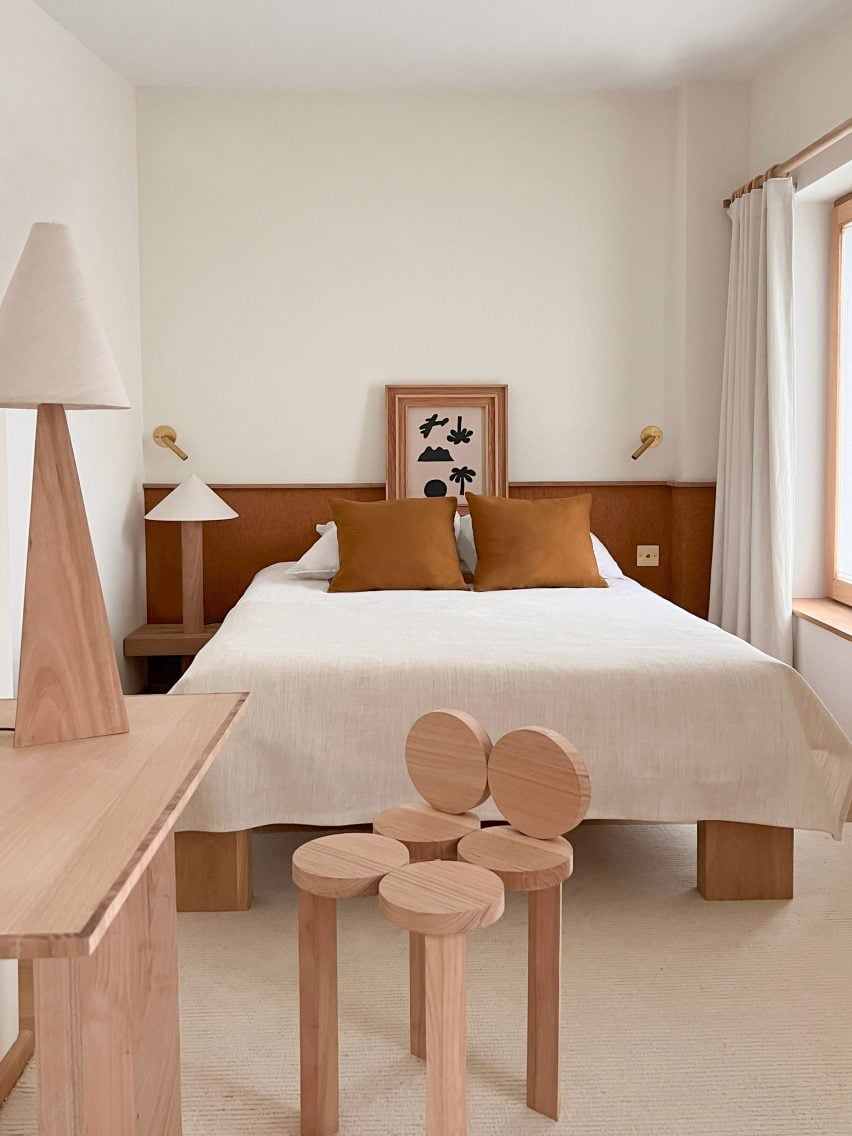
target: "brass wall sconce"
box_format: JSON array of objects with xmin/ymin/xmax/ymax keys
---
[
  {"xmin": 152, "ymin": 425, "xmax": 188, "ymax": 461},
  {"xmin": 632, "ymin": 426, "xmax": 663, "ymax": 461}
]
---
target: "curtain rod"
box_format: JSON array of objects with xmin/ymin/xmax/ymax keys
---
[{"xmin": 722, "ymin": 115, "xmax": 852, "ymax": 208}]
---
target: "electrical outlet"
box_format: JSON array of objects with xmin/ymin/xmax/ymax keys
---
[{"xmin": 637, "ymin": 545, "xmax": 660, "ymax": 567}]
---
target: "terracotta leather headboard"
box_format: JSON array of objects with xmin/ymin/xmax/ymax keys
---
[{"xmin": 143, "ymin": 482, "xmax": 715, "ymax": 624}]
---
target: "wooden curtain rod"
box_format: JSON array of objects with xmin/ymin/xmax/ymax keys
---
[{"xmin": 722, "ymin": 115, "xmax": 852, "ymax": 208}]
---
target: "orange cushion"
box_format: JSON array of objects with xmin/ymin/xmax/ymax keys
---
[
  {"xmin": 328, "ymin": 497, "xmax": 466, "ymax": 592},
  {"xmin": 466, "ymin": 493, "xmax": 607, "ymax": 591}
]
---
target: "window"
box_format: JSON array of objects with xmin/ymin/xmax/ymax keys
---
[{"xmin": 828, "ymin": 193, "xmax": 852, "ymax": 606}]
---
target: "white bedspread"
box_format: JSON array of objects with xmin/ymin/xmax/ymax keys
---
[{"xmin": 173, "ymin": 565, "xmax": 852, "ymax": 837}]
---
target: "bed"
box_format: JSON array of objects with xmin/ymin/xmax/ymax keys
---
[{"xmin": 170, "ymin": 558, "xmax": 852, "ymax": 906}]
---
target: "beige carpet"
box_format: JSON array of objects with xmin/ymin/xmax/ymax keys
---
[{"xmin": 3, "ymin": 824, "xmax": 852, "ymax": 1135}]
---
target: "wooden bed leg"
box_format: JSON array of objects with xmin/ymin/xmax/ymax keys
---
[
  {"xmin": 697, "ymin": 821, "xmax": 794, "ymax": 900},
  {"xmin": 175, "ymin": 830, "xmax": 253, "ymax": 912}
]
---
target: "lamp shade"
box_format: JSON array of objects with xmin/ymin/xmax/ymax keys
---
[
  {"xmin": 145, "ymin": 475, "xmax": 238, "ymax": 522},
  {"xmin": 0, "ymin": 222, "xmax": 130, "ymax": 409}
]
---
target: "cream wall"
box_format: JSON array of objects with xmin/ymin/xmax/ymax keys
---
[
  {"xmin": 795, "ymin": 621, "xmax": 852, "ymax": 739},
  {"xmin": 0, "ymin": 0, "xmax": 146, "ymax": 1054},
  {"xmin": 668, "ymin": 82, "xmax": 750, "ymax": 481},
  {"xmin": 138, "ymin": 89, "xmax": 692, "ymax": 484},
  {"xmin": 0, "ymin": 0, "xmax": 146, "ymax": 692},
  {"xmin": 749, "ymin": 12, "xmax": 852, "ymax": 173}
]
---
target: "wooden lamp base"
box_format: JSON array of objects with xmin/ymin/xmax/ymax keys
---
[
  {"xmin": 14, "ymin": 404, "xmax": 128, "ymax": 748},
  {"xmin": 180, "ymin": 521, "xmax": 205, "ymax": 635}
]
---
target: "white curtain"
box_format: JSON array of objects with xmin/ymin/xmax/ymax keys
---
[{"xmin": 709, "ymin": 178, "xmax": 795, "ymax": 663}]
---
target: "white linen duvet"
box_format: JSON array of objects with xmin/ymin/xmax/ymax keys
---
[{"xmin": 173, "ymin": 565, "xmax": 852, "ymax": 837}]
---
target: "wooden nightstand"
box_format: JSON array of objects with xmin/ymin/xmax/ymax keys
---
[{"xmin": 124, "ymin": 623, "xmax": 221, "ymax": 688}]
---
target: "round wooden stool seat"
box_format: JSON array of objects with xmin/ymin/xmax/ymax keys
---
[
  {"xmin": 373, "ymin": 802, "xmax": 480, "ymax": 859},
  {"xmin": 292, "ymin": 833, "xmax": 409, "ymax": 899},
  {"xmin": 457, "ymin": 826, "xmax": 573, "ymax": 892},
  {"xmin": 379, "ymin": 860, "xmax": 504, "ymax": 937}
]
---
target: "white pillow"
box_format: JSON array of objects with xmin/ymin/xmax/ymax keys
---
[
  {"xmin": 590, "ymin": 534, "xmax": 624, "ymax": 579},
  {"xmin": 456, "ymin": 514, "xmax": 624, "ymax": 579},
  {"xmin": 286, "ymin": 515, "xmax": 463, "ymax": 580},
  {"xmin": 457, "ymin": 513, "xmax": 478, "ymax": 573},
  {"xmin": 285, "ymin": 524, "xmax": 340, "ymax": 579}
]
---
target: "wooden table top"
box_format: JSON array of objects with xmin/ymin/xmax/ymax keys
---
[{"xmin": 0, "ymin": 692, "xmax": 247, "ymax": 960}]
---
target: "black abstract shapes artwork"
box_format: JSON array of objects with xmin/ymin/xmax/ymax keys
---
[
  {"xmin": 419, "ymin": 414, "xmax": 450, "ymax": 439},
  {"xmin": 449, "ymin": 466, "xmax": 476, "ymax": 495},
  {"xmin": 418, "ymin": 445, "xmax": 453, "ymax": 462},
  {"xmin": 446, "ymin": 415, "xmax": 473, "ymax": 445},
  {"xmin": 424, "ymin": 479, "xmax": 448, "ymax": 497}
]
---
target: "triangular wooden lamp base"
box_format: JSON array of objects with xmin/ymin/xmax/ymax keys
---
[{"xmin": 14, "ymin": 404, "xmax": 129, "ymax": 748}]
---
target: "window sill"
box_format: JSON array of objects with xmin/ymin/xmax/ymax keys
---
[{"xmin": 793, "ymin": 598, "xmax": 852, "ymax": 643}]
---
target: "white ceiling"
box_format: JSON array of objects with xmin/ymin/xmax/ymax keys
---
[{"xmin": 35, "ymin": 0, "xmax": 849, "ymax": 90}]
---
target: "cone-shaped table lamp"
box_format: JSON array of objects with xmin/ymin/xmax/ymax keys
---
[
  {"xmin": 0, "ymin": 223, "xmax": 130, "ymax": 748},
  {"xmin": 145, "ymin": 476, "xmax": 238, "ymax": 634}
]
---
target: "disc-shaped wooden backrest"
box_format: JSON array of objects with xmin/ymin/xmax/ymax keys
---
[
  {"xmin": 488, "ymin": 728, "xmax": 590, "ymax": 839},
  {"xmin": 405, "ymin": 710, "xmax": 492, "ymax": 815}
]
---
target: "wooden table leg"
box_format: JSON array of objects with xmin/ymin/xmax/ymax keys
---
[
  {"xmin": 298, "ymin": 889, "xmax": 339, "ymax": 1136},
  {"xmin": 697, "ymin": 821, "xmax": 794, "ymax": 900},
  {"xmin": 527, "ymin": 884, "xmax": 561, "ymax": 1120},
  {"xmin": 34, "ymin": 834, "xmax": 183, "ymax": 1136},
  {"xmin": 424, "ymin": 933, "xmax": 467, "ymax": 1136}
]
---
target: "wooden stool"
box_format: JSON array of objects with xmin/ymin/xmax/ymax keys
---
[
  {"xmin": 382, "ymin": 708, "xmax": 493, "ymax": 1062},
  {"xmin": 373, "ymin": 802, "xmax": 481, "ymax": 1058},
  {"xmin": 292, "ymin": 833, "xmax": 410, "ymax": 1136},
  {"xmin": 458, "ymin": 727, "xmax": 591, "ymax": 1121},
  {"xmin": 379, "ymin": 861, "xmax": 505, "ymax": 1136}
]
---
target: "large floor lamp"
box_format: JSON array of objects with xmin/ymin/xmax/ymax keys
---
[{"xmin": 0, "ymin": 223, "xmax": 130, "ymax": 747}]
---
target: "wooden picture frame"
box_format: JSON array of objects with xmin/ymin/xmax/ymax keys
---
[{"xmin": 386, "ymin": 384, "xmax": 508, "ymax": 510}]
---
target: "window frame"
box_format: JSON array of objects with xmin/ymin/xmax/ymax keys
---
[{"xmin": 827, "ymin": 193, "xmax": 852, "ymax": 607}]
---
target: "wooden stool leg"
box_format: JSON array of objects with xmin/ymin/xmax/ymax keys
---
[
  {"xmin": 298, "ymin": 889, "xmax": 339, "ymax": 1136},
  {"xmin": 408, "ymin": 842, "xmax": 463, "ymax": 1060},
  {"xmin": 34, "ymin": 836, "xmax": 183, "ymax": 1136},
  {"xmin": 410, "ymin": 931, "xmax": 427, "ymax": 1058},
  {"xmin": 527, "ymin": 884, "xmax": 561, "ymax": 1120},
  {"xmin": 424, "ymin": 933, "xmax": 467, "ymax": 1136},
  {"xmin": 408, "ymin": 842, "xmax": 443, "ymax": 1060}
]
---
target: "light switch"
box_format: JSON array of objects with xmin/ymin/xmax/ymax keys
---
[{"xmin": 637, "ymin": 545, "xmax": 660, "ymax": 567}]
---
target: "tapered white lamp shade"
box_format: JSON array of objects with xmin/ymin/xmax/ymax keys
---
[
  {"xmin": 144, "ymin": 475, "xmax": 238, "ymax": 522},
  {"xmin": 0, "ymin": 223, "xmax": 129, "ymax": 408},
  {"xmin": 145, "ymin": 477, "xmax": 238, "ymax": 634},
  {"xmin": 0, "ymin": 222, "xmax": 130, "ymax": 747}
]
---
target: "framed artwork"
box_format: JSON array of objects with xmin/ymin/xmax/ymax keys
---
[{"xmin": 386, "ymin": 384, "xmax": 508, "ymax": 510}]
